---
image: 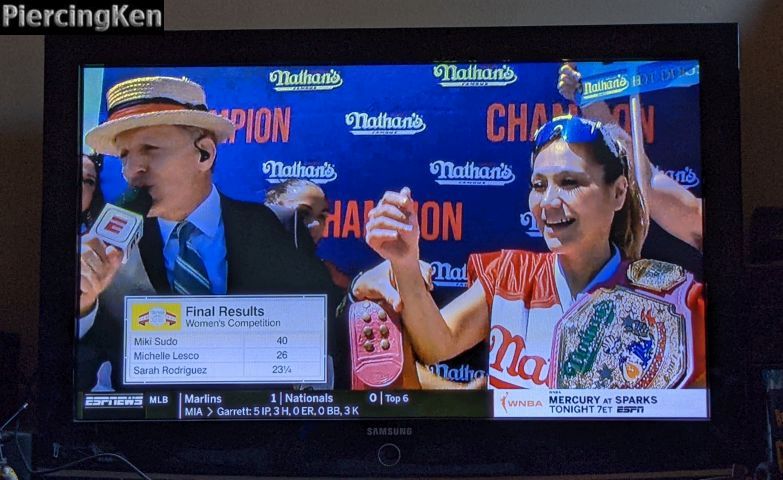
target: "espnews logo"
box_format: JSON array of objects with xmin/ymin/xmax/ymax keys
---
[
  {"xmin": 84, "ymin": 394, "xmax": 144, "ymax": 409},
  {"xmin": 345, "ymin": 112, "xmax": 426, "ymax": 136},
  {"xmin": 1, "ymin": 2, "xmax": 163, "ymax": 33},
  {"xmin": 433, "ymin": 63, "xmax": 518, "ymax": 87},
  {"xmin": 429, "ymin": 160, "xmax": 515, "ymax": 186},
  {"xmin": 268, "ymin": 68, "xmax": 343, "ymax": 92},
  {"xmin": 262, "ymin": 160, "xmax": 338, "ymax": 184}
]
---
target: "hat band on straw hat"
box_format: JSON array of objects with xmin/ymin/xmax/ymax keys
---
[{"xmin": 107, "ymin": 97, "xmax": 209, "ymax": 121}]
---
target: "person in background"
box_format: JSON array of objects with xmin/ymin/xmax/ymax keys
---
[
  {"xmin": 557, "ymin": 63, "xmax": 703, "ymax": 252},
  {"xmin": 80, "ymin": 153, "xmax": 105, "ymax": 234},
  {"xmin": 265, "ymin": 179, "xmax": 350, "ymax": 289}
]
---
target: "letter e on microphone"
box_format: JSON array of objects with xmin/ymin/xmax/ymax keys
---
[{"xmin": 93, "ymin": 204, "xmax": 144, "ymax": 264}]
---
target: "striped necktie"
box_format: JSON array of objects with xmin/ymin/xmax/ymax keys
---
[{"xmin": 172, "ymin": 221, "xmax": 212, "ymax": 295}]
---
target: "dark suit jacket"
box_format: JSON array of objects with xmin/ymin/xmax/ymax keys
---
[{"xmin": 78, "ymin": 194, "xmax": 345, "ymax": 391}]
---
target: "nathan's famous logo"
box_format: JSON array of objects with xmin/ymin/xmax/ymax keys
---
[
  {"xmin": 433, "ymin": 63, "xmax": 517, "ymax": 87},
  {"xmin": 428, "ymin": 362, "xmax": 485, "ymax": 382},
  {"xmin": 664, "ymin": 166, "xmax": 700, "ymax": 189},
  {"xmin": 131, "ymin": 303, "xmax": 182, "ymax": 331},
  {"xmin": 519, "ymin": 211, "xmax": 542, "ymax": 238},
  {"xmin": 489, "ymin": 325, "xmax": 549, "ymax": 386},
  {"xmin": 581, "ymin": 71, "xmax": 630, "ymax": 101},
  {"xmin": 262, "ymin": 160, "xmax": 338, "ymax": 184},
  {"xmin": 561, "ymin": 300, "xmax": 614, "ymax": 378},
  {"xmin": 268, "ymin": 68, "xmax": 343, "ymax": 92},
  {"xmin": 345, "ymin": 112, "xmax": 426, "ymax": 136},
  {"xmin": 429, "ymin": 160, "xmax": 515, "ymax": 186},
  {"xmin": 430, "ymin": 261, "xmax": 467, "ymax": 288}
]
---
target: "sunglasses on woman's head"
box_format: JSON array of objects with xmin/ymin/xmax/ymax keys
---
[{"xmin": 531, "ymin": 115, "xmax": 623, "ymax": 161}]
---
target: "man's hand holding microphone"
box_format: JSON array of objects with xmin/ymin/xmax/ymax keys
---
[{"xmin": 78, "ymin": 188, "xmax": 151, "ymax": 317}]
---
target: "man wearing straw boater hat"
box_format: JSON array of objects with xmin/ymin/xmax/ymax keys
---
[{"xmin": 78, "ymin": 76, "xmax": 340, "ymax": 391}]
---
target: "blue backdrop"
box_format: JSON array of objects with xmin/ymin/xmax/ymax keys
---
[{"xmin": 85, "ymin": 62, "xmax": 702, "ymax": 289}]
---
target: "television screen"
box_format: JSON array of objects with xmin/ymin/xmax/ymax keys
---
[{"xmin": 75, "ymin": 60, "xmax": 708, "ymax": 421}]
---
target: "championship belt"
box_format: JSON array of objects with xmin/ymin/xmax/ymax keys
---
[
  {"xmin": 549, "ymin": 286, "xmax": 688, "ymax": 389},
  {"xmin": 348, "ymin": 300, "xmax": 405, "ymax": 389}
]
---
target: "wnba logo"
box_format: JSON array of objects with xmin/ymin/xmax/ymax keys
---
[
  {"xmin": 664, "ymin": 166, "xmax": 700, "ymax": 189},
  {"xmin": 520, "ymin": 212, "xmax": 542, "ymax": 237},
  {"xmin": 262, "ymin": 160, "xmax": 338, "ymax": 184},
  {"xmin": 433, "ymin": 63, "xmax": 517, "ymax": 87},
  {"xmin": 345, "ymin": 112, "xmax": 426, "ymax": 135},
  {"xmin": 581, "ymin": 73, "xmax": 629, "ymax": 101},
  {"xmin": 268, "ymin": 68, "xmax": 343, "ymax": 91},
  {"xmin": 430, "ymin": 261, "xmax": 467, "ymax": 288},
  {"xmin": 429, "ymin": 160, "xmax": 515, "ymax": 186}
]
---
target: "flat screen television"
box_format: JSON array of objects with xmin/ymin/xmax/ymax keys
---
[{"xmin": 37, "ymin": 25, "xmax": 747, "ymax": 476}]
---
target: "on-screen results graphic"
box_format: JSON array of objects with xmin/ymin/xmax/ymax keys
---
[{"xmin": 124, "ymin": 295, "xmax": 328, "ymax": 384}]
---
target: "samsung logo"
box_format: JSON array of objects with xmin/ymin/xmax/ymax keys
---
[{"xmin": 366, "ymin": 427, "xmax": 413, "ymax": 436}]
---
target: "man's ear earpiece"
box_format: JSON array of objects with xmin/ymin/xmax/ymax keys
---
[
  {"xmin": 194, "ymin": 135, "xmax": 212, "ymax": 162},
  {"xmin": 195, "ymin": 143, "xmax": 210, "ymax": 162}
]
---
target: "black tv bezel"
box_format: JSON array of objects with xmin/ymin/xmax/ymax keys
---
[{"xmin": 39, "ymin": 25, "xmax": 748, "ymax": 476}]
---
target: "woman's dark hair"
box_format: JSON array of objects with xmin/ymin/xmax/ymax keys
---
[
  {"xmin": 531, "ymin": 122, "xmax": 648, "ymax": 260},
  {"xmin": 80, "ymin": 152, "xmax": 106, "ymax": 232},
  {"xmin": 587, "ymin": 126, "xmax": 648, "ymax": 260},
  {"xmin": 265, "ymin": 178, "xmax": 319, "ymax": 205}
]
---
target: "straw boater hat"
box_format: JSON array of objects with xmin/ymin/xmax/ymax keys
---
[{"xmin": 85, "ymin": 76, "xmax": 236, "ymax": 156}]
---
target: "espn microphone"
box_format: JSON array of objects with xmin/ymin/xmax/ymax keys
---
[{"xmin": 91, "ymin": 188, "xmax": 153, "ymax": 264}]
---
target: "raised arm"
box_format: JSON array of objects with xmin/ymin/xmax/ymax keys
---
[
  {"xmin": 354, "ymin": 188, "xmax": 489, "ymax": 364},
  {"xmin": 559, "ymin": 63, "xmax": 703, "ymax": 251}
]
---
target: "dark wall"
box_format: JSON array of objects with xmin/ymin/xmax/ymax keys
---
[{"xmin": 1, "ymin": 0, "xmax": 780, "ymax": 405}]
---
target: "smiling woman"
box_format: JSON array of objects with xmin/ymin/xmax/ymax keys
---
[
  {"xmin": 528, "ymin": 115, "xmax": 647, "ymax": 292},
  {"xmin": 353, "ymin": 115, "xmax": 705, "ymax": 391}
]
